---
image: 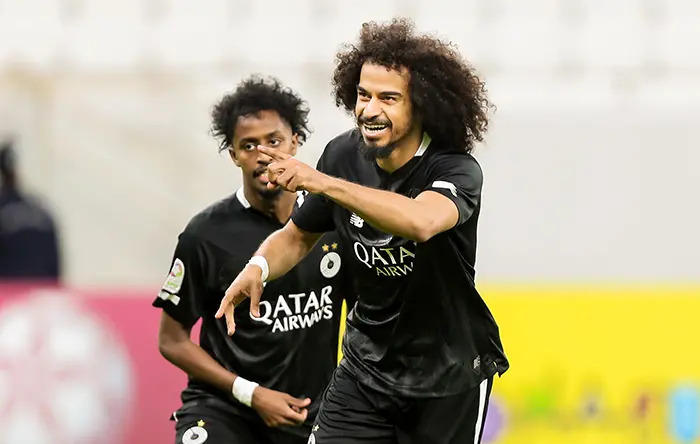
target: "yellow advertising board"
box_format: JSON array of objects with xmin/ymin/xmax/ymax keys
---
[
  {"xmin": 340, "ymin": 285, "xmax": 700, "ymax": 444},
  {"xmin": 478, "ymin": 284, "xmax": 700, "ymax": 444}
]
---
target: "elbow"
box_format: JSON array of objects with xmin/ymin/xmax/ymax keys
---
[
  {"xmin": 411, "ymin": 219, "xmax": 440, "ymax": 243},
  {"xmin": 412, "ymin": 229, "xmax": 433, "ymax": 244},
  {"xmin": 409, "ymin": 204, "xmax": 458, "ymax": 242},
  {"xmin": 158, "ymin": 338, "xmax": 170, "ymax": 359},
  {"xmin": 157, "ymin": 312, "xmax": 191, "ymax": 363},
  {"xmin": 158, "ymin": 334, "xmax": 177, "ymax": 361}
]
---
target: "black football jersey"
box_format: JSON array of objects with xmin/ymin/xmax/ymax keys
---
[
  {"xmin": 292, "ymin": 129, "xmax": 508, "ymax": 398},
  {"xmin": 153, "ymin": 189, "xmax": 351, "ymax": 433}
]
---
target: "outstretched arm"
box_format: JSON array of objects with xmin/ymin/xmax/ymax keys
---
[
  {"xmin": 259, "ymin": 219, "xmax": 322, "ymax": 282},
  {"xmin": 259, "ymin": 145, "xmax": 459, "ymax": 243},
  {"xmin": 320, "ymin": 179, "xmax": 457, "ymax": 243},
  {"xmin": 214, "ymin": 220, "xmax": 322, "ymax": 334}
]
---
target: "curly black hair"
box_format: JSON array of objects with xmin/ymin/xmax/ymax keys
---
[
  {"xmin": 333, "ymin": 18, "xmax": 492, "ymax": 153},
  {"xmin": 211, "ymin": 76, "xmax": 311, "ymax": 152}
]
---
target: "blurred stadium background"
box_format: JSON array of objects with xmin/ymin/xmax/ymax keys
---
[{"xmin": 0, "ymin": 0, "xmax": 699, "ymax": 443}]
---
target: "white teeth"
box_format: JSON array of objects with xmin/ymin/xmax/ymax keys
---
[{"xmin": 364, "ymin": 124, "xmax": 388, "ymax": 133}]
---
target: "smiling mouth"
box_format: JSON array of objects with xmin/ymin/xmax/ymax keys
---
[{"xmin": 362, "ymin": 123, "xmax": 390, "ymax": 136}]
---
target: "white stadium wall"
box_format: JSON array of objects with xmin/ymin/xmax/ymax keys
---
[{"xmin": 0, "ymin": 0, "xmax": 698, "ymax": 285}]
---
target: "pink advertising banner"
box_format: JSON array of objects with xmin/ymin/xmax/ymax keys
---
[{"xmin": 0, "ymin": 283, "xmax": 192, "ymax": 444}]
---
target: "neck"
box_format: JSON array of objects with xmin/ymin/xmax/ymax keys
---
[
  {"xmin": 376, "ymin": 125, "xmax": 424, "ymax": 173},
  {"xmin": 243, "ymin": 183, "xmax": 297, "ymax": 224}
]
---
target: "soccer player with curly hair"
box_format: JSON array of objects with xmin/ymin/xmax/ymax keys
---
[
  {"xmin": 217, "ymin": 20, "xmax": 509, "ymax": 444},
  {"xmin": 155, "ymin": 76, "xmax": 352, "ymax": 444}
]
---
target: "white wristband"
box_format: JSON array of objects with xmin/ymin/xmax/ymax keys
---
[
  {"xmin": 232, "ymin": 376, "xmax": 259, "ymax": 407},
  {"xmin": 247, "ymin": 255, "xmax": 269, "ymax": 282}
]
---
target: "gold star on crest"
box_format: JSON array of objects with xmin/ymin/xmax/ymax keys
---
[
  {"xmin": 313, "ymin": 424, "xmax": 320, "ymax": 432},
  {"xmin": 322, "ymin": 244, "xmax": 329, "ymax": 252},
  {"xmin": 331, "ymin": 242, "xmax": 338, "ymax": 250},
  {"xmin": 197, "ymin": 420, "xmax": 205, "ymax": 427}
]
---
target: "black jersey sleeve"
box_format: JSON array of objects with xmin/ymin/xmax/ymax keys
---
[
  {"xmin": 291, "ymin": 143, "xmax": 337, "ymax": 233},
  {"xmin": 152, "ymin": 232, "xmax": 206, "ymax": 329},
  {"xmin": 423, "ymin": 154, "xmax": 483, "ymax": 226}
]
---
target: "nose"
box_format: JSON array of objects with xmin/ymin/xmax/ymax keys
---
[
  {"xmin": 362, "ymin": 97, "xmax": 382, "ymax": 119},
  {"xmin": 257, "ymin": 147, "xmax": 273, "ymax": 165}
]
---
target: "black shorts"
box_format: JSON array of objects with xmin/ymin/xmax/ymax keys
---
[
  {"xmin": 173, "ymin": 403, "xmax": 310, "ymax": 444},
  {"xmin": 310, "ymin": 364, "xmax": 493, "ymax": 444}
]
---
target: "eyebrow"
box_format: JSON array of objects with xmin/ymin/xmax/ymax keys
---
[
  {"xmin": 357, "ymin": 85, "xmax": 403, "ymax": 98},
  {"xmin": 238, "ymin": 131, "xmax": 283, "ymax": 145}
]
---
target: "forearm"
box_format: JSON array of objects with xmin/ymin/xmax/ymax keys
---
[
  {"xmin": 159, "ymin": 339, "xmax": 236, "ymax": 394},
  {"xmin": 253, "ymin": 222, "xmax": 320, "ymax": 281},
  {"xmin": 318, "ymin": 175, "xmax": 437, "ymax": 242}
]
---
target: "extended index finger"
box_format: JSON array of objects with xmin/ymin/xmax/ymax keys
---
[
  {"xmin": 257, "ymin": 145, "xmax": 290, "ymax": 161},
  {"xmin": 215, "ymin": 291, "xmax": 232, "ymax": 319}
]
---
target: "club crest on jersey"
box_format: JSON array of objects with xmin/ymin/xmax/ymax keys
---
[
  {"xmin": 320, "ymin": 243, "xmax": 341, "ymax": 278},
  {"xmin": 182, "ymin": 420, "xmax": 208, "ymax": 443}
]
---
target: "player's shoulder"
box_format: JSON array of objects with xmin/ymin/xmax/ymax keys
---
[
  {"xmin": 319, "ymin": 128, "xmax": 362, "ymax": 165},
  {"xmin": 425, "ymin": 146, "xmax": 483, "ymax": 177},
  {"xmin": 326, "ymin": 128, "xmax": 361, "ymax": 151},
  {"xmin": 181, "ymin": 192, "xmax": 243, "ymax": 238}
]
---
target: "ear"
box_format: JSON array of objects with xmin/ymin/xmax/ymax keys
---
[
  {"xmin": 228, "ymin": 148, "xmax": 241, "ymax": 167},
  {"xmin": 290, "ymin": 133, "xmax": 299, "ymax": 157}
]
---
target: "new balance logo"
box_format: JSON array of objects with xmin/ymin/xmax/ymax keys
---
[{"xmin": 350, "ymin": 213, "xmax": 364, "ymax": 228}]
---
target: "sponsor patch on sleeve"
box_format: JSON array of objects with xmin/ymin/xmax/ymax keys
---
[{"xmin": 162, "ymin": 258, "xmax": 185, "ymax": 294}]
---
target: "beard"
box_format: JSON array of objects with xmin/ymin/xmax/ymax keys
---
[
  {"xmin": 256, "ymin": 186, "xmax": 284, "ymax": 200},
  {"xmin": 357, "ymin": 115, "xmax": 398, "ymax": 161},
  {"xmin": 253, "ymin": 167, "xmax": 284, "ymax": 199},
  {"xmin": 359, "ymin": 140, "xmax": 398, "ymax": 161}
]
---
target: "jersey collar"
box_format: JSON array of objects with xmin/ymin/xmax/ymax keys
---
[
  {"xmin": 414, "ymin": 133, "xmax": 432, "ymax": 157},
  {"xmin": 235, "ymin": 187, "xmax": 251, "ymax": 209},
  {"xmin": 236, "ymin": 187, "xmax": 306, "ymax": 210}
]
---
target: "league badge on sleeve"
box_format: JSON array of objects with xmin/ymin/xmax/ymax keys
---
[
  {"xmin": 163, "ymin": 258, "xmax": 185, "ymax": 294},
  {"xmin": 157, "ymin": 258, "xmax": 185, "ymax": 305},
  {"xmin": 320, "ymin": 243, "xmax": 341, "ymax": 278}
]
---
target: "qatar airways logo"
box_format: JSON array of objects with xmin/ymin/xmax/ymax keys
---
[
  {"xmin": 353, "ymin": 241, "xmax": 416, "ymax": 277},
  {"xmin": 251, "ymin": 285, "xmax": 335, "ymax": 333}
]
